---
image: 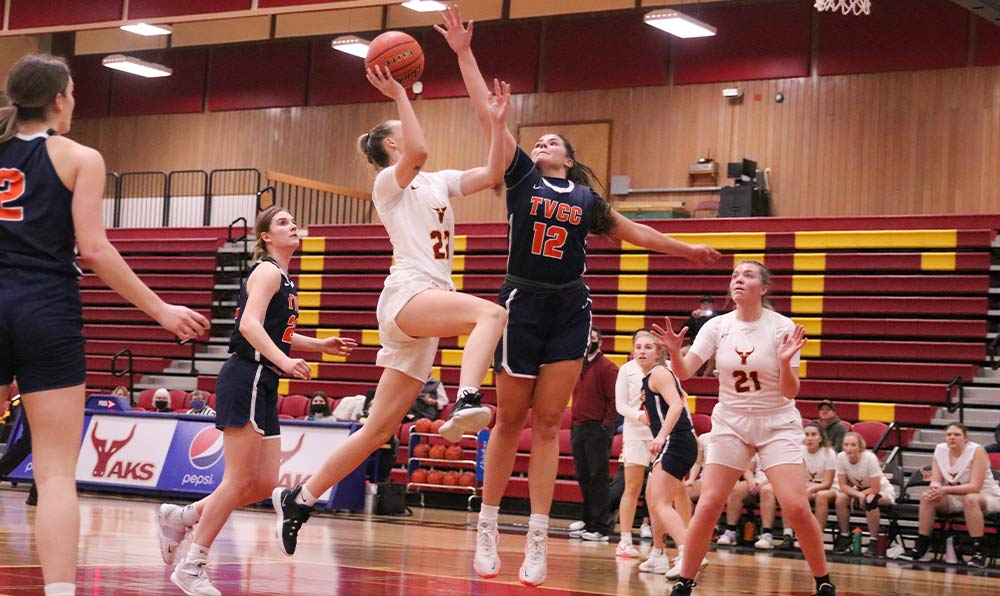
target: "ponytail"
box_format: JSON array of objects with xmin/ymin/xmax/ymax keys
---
[
  {"xmin": 0, "ymin": 105, "xmax": 18, "ymax": 144},
  {"xmin": 357, "ymin": 121, "xmax": 394, "ymax": 168},
  {"xmin": 1, "ymin": 54, "xmax": 71, "ymax": 143}
]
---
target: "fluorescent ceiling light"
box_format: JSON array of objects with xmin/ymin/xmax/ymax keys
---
[
  {"xmin": 644, "ymin": 9, "xmax": 717, "ymax": 38},
  {"xmin": 120, "ymin": 23, "xmax": 172, "ymax": 36},
  {"xmin": 102, "ymin": 54, "xmax": 172, "ymax": 78},
  {"xmin": 331, "ymin": 35, "xmax": 370, "ymax": 59},
  {"xmin": 401, "ymin": 0, "xmax": 448, "ymax": 12}
]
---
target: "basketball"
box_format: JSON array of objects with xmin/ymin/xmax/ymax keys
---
[
  {"xmin": 431, "ymin": 419, "xmax": 446, "ymax": 434},
  {"xmin": 425, "ymin": 470, "xmax": 443, "ymax": 485},
  {"xmin": 444, "ymin": 445, "xmax": 462, "ymax": 460},
  {"xmin": 410, "ymin": 468, "xmax": 427, "ymax": 484},
  {"xmin": 458, "ymin": 472, "xmax": 476, "ymax": 487},
  {"xmin": 442, "ymin": 471, "xmax": 459, "ymax": 486},
  {"xmin": 412, "ymin": 443, "xmax": 430, "ymax": 459},
  {"xmin": 428, "ymin": 444, "xmax": 446, "ymax": 460},
  {"xmin": 414, "ymin": 418, "xmax": 432, "ymax": 434},
  {"xmin": 365, "ymin": 31, "xmax": 424, "ymax": 89}
]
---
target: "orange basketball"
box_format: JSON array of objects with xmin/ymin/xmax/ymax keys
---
[
  {"xmin": 429, "ymin": 444, "xmax": 446, "ymax": 460},
  {"xmin": 426, "ymin": 470, "xmax": 443, "ymax": 485},
  {"xmin": 442, "ymin": 471, "xmax": 459, "ymax": 486},
  {"xmin": 412, "ymin": 443, "xmax": 430, "ymax": 459},
  {"xmin": 444, "ymin": 445, "xmax": 462, "ymax": 460},
  {"xmin": 458, "ymin": 471, "xmax": 476, "ymax": 487},
  {"xmin": 365, "ymin": 31, "xmax": 424, "ymax": 89},
  {"xmin": 411, "ymin": 468, "xmax": 427, "ymax": 483},
  {"xmin": 414, "ymin": 418, "xmax": 432, "ymax": 434},
  {"xmin": 431, "ymin": 419, "xmax": 446, "ymax": 434}
]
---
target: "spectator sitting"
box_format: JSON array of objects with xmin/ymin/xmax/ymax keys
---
[
  {"xmin": 681, "ymin": 295, "xmax": 720, "ymax": 376},
  {"xmin": 152, "ymin": 388, "xmax": 173, "ymax": 413},
  {"xmin": 815, "ymin": 399, "xmax": 847, "ymax": 452},
  {"xmin": 984, "ymin": 422, "xmax": 1000, "ymax": 454},
  {"xmin": 110, "ymin": 385, "xmax": 133, "ymax": 406},
  {"xmin": 186, "ymin": 390, "xmax": 216, "ymax": 416},
  {"xmin": 307, "ymin": 392, "xmax": 336, "ymax": 423},
  {"xmin": 406, "ymin": 376, "xmax": 447, "ymax": 422},
  {"xmin": 833, "ymin": 431, "xmax": 896, "ymax": 556}
]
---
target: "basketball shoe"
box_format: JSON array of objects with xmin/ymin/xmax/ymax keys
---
[
  {"xmin": 474, "ymin": 519, "xmax": 501, "ymax": 578},
  {"xmin": 170, "ymin": 558, "xmax": 221, "ymax": 596},
  {"xmin": 439, "ymin": 390, "xmax": 491, "ymax": 443},
  {"xmin": 159, "ymin": 503, "xmax": 190, "ymax": 565},
  {"xmin": 272, "ymin": 486, "xmax": 313, "ymax": 556},
  {"xmin": 519, "ymin": 527, "xmax": 548, "ymax": 586}
]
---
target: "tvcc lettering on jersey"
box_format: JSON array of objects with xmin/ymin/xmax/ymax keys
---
[{"xmin": 528, "ymin": 196, "xmax": 583, "ymax": 225}]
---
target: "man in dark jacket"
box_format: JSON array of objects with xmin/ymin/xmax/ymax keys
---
[
  {"xmin": 816, "ymin": 399, "xmax": 847, "ymax": 452},
  {"xmin": 569, "ymin": 328, "xmax": 619, "ymax": 542}
]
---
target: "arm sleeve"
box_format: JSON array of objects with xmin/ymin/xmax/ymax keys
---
[
  {"xmin": 689, "ymin": 316, "xmax": 721, "ymax": 362},
  {"xmin": 504, "ymin": 146, "xmax": 539, "ymax": 190},
  {"xmin": 824, "ymin": 449, "xmax": 837, "ymax": 471},
  {"xmin": 372, "ymin": 166, "xmax": 404, "ymax": 212},
  {"xmin": 438, "ymin": 169, "xmax": 465, "ymax": 199}
]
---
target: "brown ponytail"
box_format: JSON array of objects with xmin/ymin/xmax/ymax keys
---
[
  {"xmin": 357, "ymin": 121, "xmax": 395, "ymax": 168},
  {"xmin": 251, "ymin": 205, "xmax": 285, "ymax": 262},
  {"xmin": 0, "ymin": 54, "xmax": 71, "ymax": 143}
]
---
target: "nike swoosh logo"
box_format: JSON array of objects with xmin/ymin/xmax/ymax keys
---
[
  {"xmin": 411, "ymin": 185, "xmax": 418, "ymax": 190},
  {"xmin": 533, "ymin": 183, "xmax": 544, "ymax": 190}
]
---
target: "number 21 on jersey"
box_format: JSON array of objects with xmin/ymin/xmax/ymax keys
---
[
  {"xmin": 430, "ymin": 230, "xmax": 451, "ymax": 260},
  {"xmin": 0, "ymin": 168, "xmax": 26, "ymax": 221}
]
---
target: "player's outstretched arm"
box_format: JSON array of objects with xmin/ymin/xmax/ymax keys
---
[
  {"xmin": 366, "ymin": 64, "xmax": 428, "ymax": 189},
  {"xmin": 460, "ymin": 79, "xmax": 511, "ymax": 196},
  {"xmin": 607, "ymin": 211, "xmax": 721, "ymax": 265},
  {"xmin": 71, "ymin": 143, "xmax": 209, "ymax": 341}
]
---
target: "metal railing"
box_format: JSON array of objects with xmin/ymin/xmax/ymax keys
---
[
  {"xmin": 111, "ymin": 348, "xmax": 135, "ymax": 402},
  {"xmin": 945, "ymin": 375, "xmax": 965, "ymax": 422},
  {"xmin": 264, "ymin": 171, "xmax": 373, "ymax": 228},
  {"xmin": 227, "ymin": 216, "xmax": 250, "ymax": 285}
]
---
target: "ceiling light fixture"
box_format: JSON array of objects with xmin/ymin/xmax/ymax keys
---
[
  {"xmin": 331, "ymin": 35, "xmax": 371, "ymax": 58},
  {"xmin": 120, "ymin": 23, "xmax": 173, "ymax": 36},
  {"xmin": 401, "ymin": 0, "xmax": 448, "ymax": 13},
  {"xmin": 102, "ymin": 54, "xmax": 173, "ymax": 78},
  {"xmin": 644, "ymin": 9, "xmax": 717, "ymax": 38}
]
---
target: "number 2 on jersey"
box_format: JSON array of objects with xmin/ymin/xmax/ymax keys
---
[
  {"xmin": 733, "ymin": 370, "xmax": 761, "ymax": 393},
  {"xmin": 0, "ymin": 168, "xmax": 26, "ymax": 221},
  {"xmin": 430, "ymin": 230, "xmax": 451, "ymax": 260},
  {"xmin": 281, "ymin": 315, "xmax": 297, "ymax": 344},
  {"xmin": 530, "ymin": 222, "xmax": 567, "ymax": 259}
]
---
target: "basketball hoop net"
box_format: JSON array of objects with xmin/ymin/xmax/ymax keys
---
[{"xmin": 814, "ymin": 0, "xmax": 871, "ymax": 15}]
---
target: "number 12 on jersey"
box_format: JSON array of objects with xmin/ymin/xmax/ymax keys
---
[{"xmin": 530, "ymin": 222, "xmax": 567, "ymax": 259}]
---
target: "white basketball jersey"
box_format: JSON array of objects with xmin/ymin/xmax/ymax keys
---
[
  {"xmin": 372, "ymin": 166, "xmax": 462, "ymax": 289},
  {"xmin": 804, "ymin": 446, "xmax": 837, "ymax": 486},
  {"xmin": 690, "ymin": 309, "xmax": 800, "ymax": 416},
  {"xmin": 934, "ymin": 441, "xmax": 1000, "ymax": 498}
]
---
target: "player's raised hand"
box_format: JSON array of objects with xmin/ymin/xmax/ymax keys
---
[
  {"xmin": 777, "ymin": 324, "xmax": 807, "ymax": 364},
  {"xmin": 650, "ymin": 316, "xmax": 687, "ymax": 354},
  {"xmin": 434, "ymin": 4, "xmax": 473, "ymax": 54},
  {"xmin": 157, "ymin": 303, "xmax": 210, "ymax": 342},
  {"xmin": 366, "ymin": 64, "xmax": 406, "ymax": 101},
  {"xmin": 486, "ymin": 79, "xmax": 510, "ymax": 124}
]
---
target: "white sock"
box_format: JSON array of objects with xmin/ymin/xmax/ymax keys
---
[
  {"xmin": 44, "ymin": 583, "xmax": 75, "ymax": 596},
  {"xmin": 650, "ymin": 547, "xmax": 664, "ymax": 558},
  {"xmin": 479, "ymin": 504, "xmax": 499, "ymax": 523},
  {"xmin": 621, "ymin": 532, "xmax": 633, "ymax": 544},
  {"xmin": 185, "ymin": 543, "xmax": 210, "ymax": 563},
  {"xmin": 297, "ymin": 485, "xmax": 318, "ymax": 507},
  {"xmin": 181, "ymin": 503, "xmax": 201, "ymax": 526},
  {"xmin": 783, "ymin": 528, "xmax": 794, "ymax": 537},
  {"xmin": 458, "ymin": 386, "xmax": 478, "ymax": 399},
  {"xmin": 528, "ymin": 513, "xmax": 549, "ymax": 531}
]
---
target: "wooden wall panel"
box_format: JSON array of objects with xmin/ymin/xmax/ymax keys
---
[{"xmin": 70, "ymin": 65, "xmax": 1000, "ymax": 221}]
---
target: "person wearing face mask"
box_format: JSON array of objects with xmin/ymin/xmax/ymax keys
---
[
  {"xmin": 186, "ymin": 390, "xmax": 215, "ymax": 417},
  {"xmin": 152, "ymin": 388, "xmax": 173, "ymax": 413},
  {"xmin": 567, "ymin": 328, "xmax": 619, "ymax": 543},
  {"xmin": 306, "ymin": 392, "xmax": 334, "ymax": 423}
]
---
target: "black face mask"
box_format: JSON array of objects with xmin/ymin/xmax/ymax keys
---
[
  {"xmin": 587, "ymin": 341, "xmax": 600, "ymax": 355},
  {"xmin": 154, "ymin": 400, "xmax": 169, "ymax": 410},
  {"xmin": 311, "ymin": 403, "xmax": 327, "ymax": 414}
]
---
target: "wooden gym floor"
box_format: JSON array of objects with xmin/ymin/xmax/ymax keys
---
[{"xmin": 0, "ymin": 489, "xmax": 995, "ymax": 595}]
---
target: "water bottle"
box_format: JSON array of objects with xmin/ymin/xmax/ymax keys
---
[
  {"xmin": 851, "ymin": 527, "xmax": 863, "ymax": 555},
  {"xmin": 944, "ymin": 535, "xmax": 958, "ymax": 564}
]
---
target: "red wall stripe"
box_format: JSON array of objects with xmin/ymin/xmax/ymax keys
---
[
  {"xmin": 128, "ymin": 0, "xmax": 251, "ymax": 19},
  {"xmin": 420, "ymin": 21, "xmax": 540, "ymax": 100},
  {"xmin": 69, "ymin": 56, "xmax": 112, "ymax": 120},
  {"xmin": 673, "ymin": 1, "xmax": 811, "ymax": 85},
  {"xmin": 110, "ymin": 50, "xmax": 208, "ymax": 116},
  {"xmin": 208, "ymin": 41, "xmax": 309, "ymax": 111},
  {"xmin": 9, "ymin": 0, "xmax": 123, "ymax": 29},
  {"xmin": 974, "ymin": 16, "xmax": 1000, "ymax": 66},
  {"xmin": 540, "ymin": 13, "xmax": 669, "ymax": 92},
  {"xmin": 817, "ymin": 0, "xmax": 969, "ymax": 76}
]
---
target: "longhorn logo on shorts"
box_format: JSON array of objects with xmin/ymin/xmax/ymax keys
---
[
  {"xmin": 432, "ymin": 206, "xmax": 447, "ymax": 224},
  {"xmin": 188, "ymin": 427, "xmax": 225, "ymax": 470},
  {"xmin": 280, "ymin": 433, "xmax": 306, "ymax": 466},
  {"xmin": 90, "ymin": 421, "xmax": 137, "ymax": 477},
  {"xmin": 735, "ymin": 345, "xmax": 755, "ymax": 365}
]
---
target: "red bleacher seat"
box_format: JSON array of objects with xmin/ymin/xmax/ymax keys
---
[
  {"xmin": 611, "ymin": 434, "xmax": 623, "ymax": 458},
  {"xmin": 279, "ymin": 395, "xmax": 310, "ymax": 419},
  {"xmin": 988, "ymin": 452, "xmax": 1000, "ymax": 471},
  {"xmin": 517, "ymin": 428, "xmax": 533, "ymax": 452},
  {"xmin": 851, "ymin": 421, "xmax": 888, "ymax": 449},
  {"xmin": 691, "ymin": 413, "xmax": 712, "ymax": 436},
  {"xmin": 558, "ymin": 429, "xmax": 572, "ymax": 455},
  {"xmin": 560, "ymin": 408, "xmax": 572, "ymax": 429}
]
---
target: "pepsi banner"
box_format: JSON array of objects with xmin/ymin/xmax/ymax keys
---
[{"xmin": 10, "ymin": 411, "xmax": 361, "ymax": 509}]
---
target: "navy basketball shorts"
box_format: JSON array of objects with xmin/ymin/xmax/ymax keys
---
[
  {"xmin": 653, "ymin": 429, "xmax": 698, "ymax": 481},
  {"xmin": 0, "ymin": 269, "xmax": 85, "ymax": 394},
  {"xmin": 494, "ymin": 279, "xmax": 592, "ymax": 378},
  {"xmin": 214, "ymin": 355, "xmax": 281, "ymax": 437}
]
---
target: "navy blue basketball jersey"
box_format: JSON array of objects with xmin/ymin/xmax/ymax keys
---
[
  {"xmin": 0, "ymin": 132, "xmax": 79, "ymax": 277},
  {"xmin": 642, "ymin": 366, "xmax": 693, "ymax": 440},
  {"xmin": 504, "ymin": 147, "xmax": 605, "ymax": 285},
  {"xmin": 229, "ymin": 257, "xmax": 299, "ymax": 369}
]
